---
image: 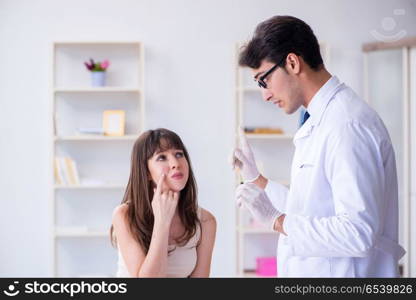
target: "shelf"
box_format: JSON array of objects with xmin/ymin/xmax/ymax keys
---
[
  {"xmin": 55, "ymin": 230, "xmax": 108, "ymax": 238},
  {"xmin": 54, "ymin": 87, "xmax": 141, "ymax": 93},
  {"xmin": 237, "ymin": 87, "xmax": 260, "ymax": 92},
  {"xmin": 54, "ymin": 185, "xmax": 125, "ymax": 190},
  {"xmin": 54, "ymin": 41, "xmax": 141, "ymax": 46},
  {"xmin": 276, "ymin": 180, "xmax": 290, "ymax": 186},
  {"xmin": 245, "ymin": 134, "xmax": 294, "ymax": 140},
  {"xmin": 51, "ymin": 40, "xmax": 144, "ymax": 277},
  {"xmin": 235, "ymin": 42, "xmax": 297, "ymax": 277},
  {"xmin": 243, "ymin": 271, "xmax": 276, "ymax": 278},
  {"xmin": 54, "ymin": 135, "xmax": 138, "ymax": 141}
]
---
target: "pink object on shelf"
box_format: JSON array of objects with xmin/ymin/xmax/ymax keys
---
[{"xmin": 256, "ymin": 256, "xmax": 277, "ymax": 277}]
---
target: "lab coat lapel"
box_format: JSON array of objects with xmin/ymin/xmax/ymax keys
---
[
  {"xmin": 293, "ymin": 77, "xmax": 344, "ymax": 147},
  {"xmin": 293, "ymin": 121, "xmax": 314, "ymax": 145}
]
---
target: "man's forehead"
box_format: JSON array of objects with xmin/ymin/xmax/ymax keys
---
[{"xmin": 252, "ymin": 61, "xmax": 275, "ymax": 79}]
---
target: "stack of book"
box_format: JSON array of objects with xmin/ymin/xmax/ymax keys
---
[
  {"xmin": 244, "ymin": 127, "xmax": 284, "ymax": 134},
  {"xmin": 54, "ymin": 157, "xmax": 80, "ymax": 185}
]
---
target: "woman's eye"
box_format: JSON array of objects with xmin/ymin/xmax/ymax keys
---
[
  {"xmin": 176, "ymin": 152, "xmax": 184, "ymax": 158},
  {"xmin": 156, "ymin": 155, "xmax": 166, "ymax": 161}
]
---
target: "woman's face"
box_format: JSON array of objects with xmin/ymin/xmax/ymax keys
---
[{"xmin": 147, "ymin": 147, "xmax": 189, "ymax": 192}]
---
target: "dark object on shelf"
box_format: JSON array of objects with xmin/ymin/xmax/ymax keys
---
[{"xmin": 244, "ymin": 127, "xmax": 284, "ymax": 134}]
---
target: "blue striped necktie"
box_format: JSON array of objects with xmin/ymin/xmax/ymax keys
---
[{"xmin": 301, "ymin": 111, "xmax": 310, "ymax": 125}]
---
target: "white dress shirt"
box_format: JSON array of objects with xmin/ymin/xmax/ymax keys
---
[{"xmin": 265, "ymin": 76, "xmax": 405, "ymax": 277}]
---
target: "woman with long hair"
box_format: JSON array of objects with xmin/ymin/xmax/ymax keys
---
[{"xmin": 110, "ymin": 128, "xmax": 216, "ymax": 277}]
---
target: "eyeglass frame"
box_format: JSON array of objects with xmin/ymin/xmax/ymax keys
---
[{"xmin": 256, "ymin": 55, "xmax": 287, "ymax": 89}]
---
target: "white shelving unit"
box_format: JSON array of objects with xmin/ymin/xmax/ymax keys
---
[
  {"xmin": 54, "ymin": 185, "xmax": 126, "ymax": 190},
  {"xmin": 234, "ymin": 43, "xmax": 298, "ymax": 278},
  {"xmin": 50, "ymin": 41, "xmax": 144, "ymax": 277},
  {"xmin": 363, "ymin": 37, "xmax": 416, "ymax": 277},
  {"xmin": 234, "ymin": 42, "xmax": 329, "ymax": 277},
  {"xmin": 54, "ymin": 135, "xmax": 138, "ymax": 141}
]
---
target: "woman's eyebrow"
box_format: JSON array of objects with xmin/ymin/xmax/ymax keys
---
[
  {"xmin": 154, "ymin": 148, "xmax": 182, "ymax": 155},
  {"xmin": 153, "ymin": 149, "xmax": 165, "ymax": 155}
]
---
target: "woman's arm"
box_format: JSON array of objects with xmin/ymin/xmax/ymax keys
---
[
  {"xmin": 112, "ymin": 175, "xmax": 179, "ymax": 277},
  {"xmin": 112, "ymin": 204, "xmax": 171, "ymax": 277},
  {"xmin": 190, "ymin": 208, "xmax": 217, "ymax": 277}
]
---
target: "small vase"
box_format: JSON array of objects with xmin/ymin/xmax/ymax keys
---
[{"xmin": 91, "ymin": 71, "xmax": 106, "ymax": 87}]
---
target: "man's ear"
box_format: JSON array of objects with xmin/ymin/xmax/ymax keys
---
[{"xmin": 286, "ymin": 53, "xmax": 301, "ymax": 75}]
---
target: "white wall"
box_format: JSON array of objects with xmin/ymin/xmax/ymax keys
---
[{"xmin": 1, "ymin": 0, "xmax": 415, "ymax": 276}]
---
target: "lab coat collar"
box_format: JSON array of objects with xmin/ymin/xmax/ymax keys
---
[{"xmin": 294, "ymin": 76, "xmax": 344, "ymax": 142}]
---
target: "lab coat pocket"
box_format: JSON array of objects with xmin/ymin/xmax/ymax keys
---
[
  {"xmin": 294, "ymin": 162, "xmax": 315, "ymax": 192},
  {"xmin": 290, "ymin": 162, "xmax": 315, "ymax": 212},
  {"xmin": 299, "ymin": 163, "xmax": 314, "ymax": 169},
  {"xmin": 287, "ymin": 256, "xmax": 331, "ymax": 277},
  {"xmin": 292, "ymin": 160, "xmax": 314, "ymax": 180}
]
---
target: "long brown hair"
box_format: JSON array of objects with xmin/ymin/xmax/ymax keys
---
[{"xmin": 110, "ymin": 128, "xmax": 200, "ymax": 254}]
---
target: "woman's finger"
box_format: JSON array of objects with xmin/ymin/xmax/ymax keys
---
[
  {"xmin": 155, "ymin": 173, "xmax": 165, "ymax": 195},
  {"xmin": 173, "ymin": 192, "xmax": 179, "ymax": 203}
]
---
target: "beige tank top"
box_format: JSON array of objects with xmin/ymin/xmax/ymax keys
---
[{"xmin": 116, "ymin": 207, "xmax": 202, "ymax": 277}]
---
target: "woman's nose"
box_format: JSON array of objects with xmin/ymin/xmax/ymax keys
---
[{"xmin": 170, "ymin": 157, "xmax": 179, "ymax": 169}]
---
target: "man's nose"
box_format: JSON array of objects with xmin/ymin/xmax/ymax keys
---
[{"xmin": 261, "ymin": 88, "xmax": 273, "ymax": 102}]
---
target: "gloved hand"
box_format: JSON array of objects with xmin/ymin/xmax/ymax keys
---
[
  {"xmin": 236, "ymin": 182, "xmax": 282, "ymax": 230},
  {"xmin": 231, "ymin": 128, "xmax": 260, "ymax": 182}
]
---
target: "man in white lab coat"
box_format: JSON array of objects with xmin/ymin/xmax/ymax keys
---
[{"xmin": 233, "ymin": 15, "xmax": 405, "ymax": 277}]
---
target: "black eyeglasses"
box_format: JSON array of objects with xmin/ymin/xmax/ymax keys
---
[{"xmin": 256, "ymin": 55, "xmax": 286, "ymax": 89}]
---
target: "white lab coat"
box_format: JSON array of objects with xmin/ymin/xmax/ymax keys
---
[{"xmin": 265, "ymin": 76, "xmax": 405, "ymax": 277}]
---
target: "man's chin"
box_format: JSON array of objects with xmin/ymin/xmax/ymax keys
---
[
  {"xmin": 286, "ymin": 105, "xmax": 301, "ymax": 115},
  {"xmin": 284, "ymin": 107, "xmax": 295, "ymax": 114}
]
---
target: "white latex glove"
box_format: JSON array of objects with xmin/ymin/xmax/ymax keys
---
[
  {"xmin": 231, "ymin": 128, "xmax": 260, "ymax": 182},
  {"xmin": 236, "ymin": 182, "xmax": 282, "ymax": 230}
]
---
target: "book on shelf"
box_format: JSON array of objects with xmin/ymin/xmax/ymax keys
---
[
  {"xmin": 244, "ymin": 127, "xmax": 284, "ymax": 134},
  {"xmin": 54, "ymin": 156, "xmax": 80, "ymax": 185},
  {"xmin": 54, "ymin": 157, "xmax": 64, "ymax": 185}
]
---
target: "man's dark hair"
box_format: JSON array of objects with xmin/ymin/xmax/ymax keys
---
[{"xmin": 239, "ymin": 15, "xmax": 323, "ymax": 71}]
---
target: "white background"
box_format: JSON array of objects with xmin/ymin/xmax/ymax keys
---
[{"xmin": 0, "ymin": 0, "xmax": 416, "ymax": 276}]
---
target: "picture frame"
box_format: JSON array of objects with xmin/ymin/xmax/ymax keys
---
[{"xmin": 102, "ymin": 110, "xmax": 125, "ymax": 136}]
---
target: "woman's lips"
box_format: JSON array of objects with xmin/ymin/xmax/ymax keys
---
[{"xmin": 171, "ymin": 173, "xmax": 184, "ymax": 180}]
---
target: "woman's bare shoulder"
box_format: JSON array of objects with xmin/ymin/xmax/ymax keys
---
[
  {"xmin": 199, "ymin": 207, "xmax": 216, "ymax": 224},
  {"xmin": 112, "ymin": 203, "xmax": 129, "ymax": 225}
]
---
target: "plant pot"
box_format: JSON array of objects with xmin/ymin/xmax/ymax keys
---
[{"xmin": 91, "ymin": 71, "xmax": 106, "ymax": 87}]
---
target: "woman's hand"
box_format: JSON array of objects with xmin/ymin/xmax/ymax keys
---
[{"xmin": 151, "ymin": 174, "xmax": 179, "ymax": 227}]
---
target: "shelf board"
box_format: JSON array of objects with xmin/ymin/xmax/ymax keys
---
[
  {"xmin": 55, "ymin": 230, "xmax": 108, "ymax": 238},
  {"xmin": 54, "ymin": 185, "xmax": 125, "ymax": 190},
  {"xmin": 54, "ymin": 135, "xmax": 138, "ymax": 141},
  {"xmin": 54, "ymin": 41, "xmax": 141, "ymax": 45},
  {"xmin": 245, "ymin": 133, "xmax": 293, "ymax": 140},
  {"xmin": 278, "ymin": 180, "xmax": 290, "ymax": 186},
  {"xmin": 237, "ymin": 87, "xmax": 260, "ymax": 92},
  {"xmin": 238, "ymin": 227, "xmax": 278, "ymax": 234},
  {"xmin": 243, "ymin": 271, "xmax": 276, "ymax": 278},
  {"xmin": 54, "ymin": 87, "xmax": 141, "ymax": 93},
  {"xmin": 235, "ymin": 180, "xmax": 290, "ymax": 187}
]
